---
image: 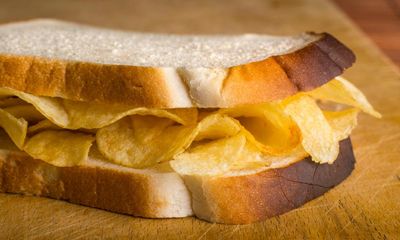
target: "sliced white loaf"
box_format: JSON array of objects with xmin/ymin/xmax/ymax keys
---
[{"xmin": 0, "ymin": 19, "xmax": 355, "ymax": 107}]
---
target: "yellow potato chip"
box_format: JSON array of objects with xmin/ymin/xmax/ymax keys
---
[
  {"xmin": 4, "ymin": 104, "xmax": 45, "ymax": 122},
  {"xmin": 220, "ymin": 103, "xmax": 301, "ymax": 154},
  {"xmin": 147, "ymin": 108, "xmax": 198, "ymax": 125},
  {"xmin": 0, "ymin": 108, "xmax": 28, "ymax": 149},
  {"xmin": 24, "ymin": 130, "xmax": 94, "ymax": 167},
  {"xmin": 28, "ymin": 120, "xmax": 62, "ymax": 135},
  {"xmin": 0, "ymin": 87, "xmax": 197, "ymax": 129},
  {"xmin": 63, "ymin": 101, "xmax": 198, "ymax": 128},
  {"xmin": 197, "ymin": 109, "xmax": 218, "ymax": 120},
  {"xmin": 194, "ymin": 114, "xmax": 241, "ymax": 141},
  {"xmin": 0, "ymin": 88, "xmax": 70, "ymax": 126},
  {"xmin": 96, "ymin": 113, "xmax": 242, "ymax": 168},
  {"xmin": 283, "ymin": 95, "xmax": 339, "ymax": 164},
  {"xmin": 170, "ymin": 133, "xmax": 267, "ymax": 176},
  {"xmin": 96, "ymin": 115, "xmax": 196, "ymax": 168},
  {"xmin": 0, "ymin": 97, "xmax": 26, "ymax": 108},
  {"xmin": 324, "ymin": 108, "xmax": 359, "ymax": 141},
  {"xmin": 308, "ymin": 77, "xmax": 381, "ymax": 118},
  {"xmin": 268, "ymin": 146, "xmax": 309, "ymax": 169}
]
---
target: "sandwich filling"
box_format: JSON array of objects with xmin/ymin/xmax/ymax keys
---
[{"xmin": 0, "ymin": 77, "xmax": 379, "ymax": 176}]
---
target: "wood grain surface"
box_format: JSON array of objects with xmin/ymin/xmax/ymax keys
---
[
  {"xmin": 0, "ymin": 0, "xmax": 399, "ymax": 239},
  {"xmin": 334, "ymin": 0, "xmax": 400, "ymax": 67}
]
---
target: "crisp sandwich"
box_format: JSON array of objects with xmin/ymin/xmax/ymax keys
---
[{"xmin": 0, "ymin": 20, "xmax": 381, "ymax": 224}]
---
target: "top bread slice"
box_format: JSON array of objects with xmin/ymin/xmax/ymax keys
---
[{"xmin": 0, "ymin": 19, "xmax": 355, "ymax": 107}]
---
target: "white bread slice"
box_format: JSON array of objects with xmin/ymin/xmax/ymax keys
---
[
  {"xmin": 0, "ymin": 19, "xmax": 355, "ymax": 107},
  {"xmin": 0, "ymin": 132, "xmax": 355, "ymax": 224},
  {"xmin": 0, "ymin": 133, "xmax": 193, "ymax": 218}
]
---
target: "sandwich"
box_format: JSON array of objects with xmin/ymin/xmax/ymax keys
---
[{"xmin": 0, "ymin": 19, "xmax": 380, "ymax": 224}]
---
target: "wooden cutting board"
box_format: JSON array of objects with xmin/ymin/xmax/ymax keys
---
[{"xmin": 0, "ymin": 0, "xmax": 399, "ymax": 239}]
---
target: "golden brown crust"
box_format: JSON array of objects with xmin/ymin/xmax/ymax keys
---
[
  {"xmin": 221, "ymin": 57, "xmax": 299, "ymax": 105},
  {"xmin": 222, "ymin": 33, "xmax": 355, "ymax": 105},
  {"xmin": 0, "ymin": 138, "xmax": 355, "ymax": 223},
  {"xmin": 0, "ymin": 33, "xmax": 355, "ymax": 107},
  {"xmin": 0, "ymin": 152, "xmax": 193, "ymax": 218},
  {"xmin": 0, "ymin": 55, "xmax": 172, "ymax": 107},
  {"xmin": 189, "ymin": 138, "xmax": 355, "ymax": 224}
]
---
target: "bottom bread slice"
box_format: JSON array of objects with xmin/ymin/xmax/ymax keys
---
[
  {"xmin": 0, "ymin": 138, "xmax": 354, "ymax": 224},
  {"xmin": 184, "ymin": 138, "xmax": 355, "ymax": 223}
]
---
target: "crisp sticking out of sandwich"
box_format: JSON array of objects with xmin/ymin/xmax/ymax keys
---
[{"xmin": 0, "ymin": 20, "xmax": 380, "ymax": 224}]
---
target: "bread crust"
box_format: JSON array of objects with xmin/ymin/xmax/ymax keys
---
[
  {"xmin": 184, "ymin": 138, "xmax": 355, "ymax": 224},
  {"xmin": 0, "ymin": 138, "xmax": 354, "ymax": 224},
  {"xmin": 0, "ymin": 33, "xmax": 355, "ymax": 107},
  {"xmin": 0, "ymin": 151, "xmax": 193, "ymax": 218}
]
